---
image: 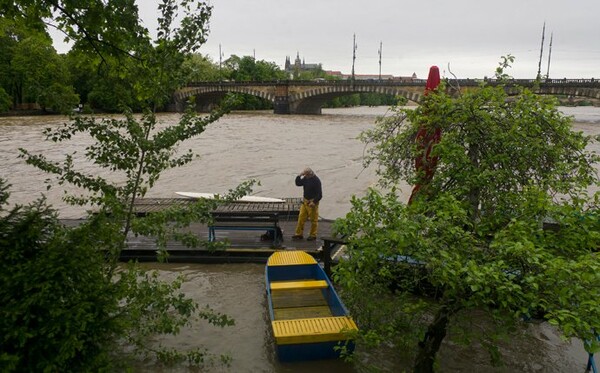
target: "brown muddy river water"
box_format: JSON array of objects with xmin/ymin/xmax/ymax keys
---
[{"xmin": 1, "ymin": 106, "xmax": 600, "ymax": 372}]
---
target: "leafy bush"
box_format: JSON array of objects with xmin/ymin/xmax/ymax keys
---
[
  {"xmin": 0, "ymin": 87, "xmax": 10, "ymax": 112},
  {"xmin": 0, "ymin": 180, "xmax": 235, "ymax": 372}
]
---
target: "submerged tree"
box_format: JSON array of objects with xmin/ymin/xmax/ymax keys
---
[
  {"xmin": 1, "ymin": 1, "xmax": 253, "ymax": 371},
  {"xmin": 334, "ymin": 60, "xmax": 600, "ymax": 372}
]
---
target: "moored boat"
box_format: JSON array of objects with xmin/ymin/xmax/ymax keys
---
[{"xmin": 265, "ymin": 250, "xmax": 358, "ymax": 361}]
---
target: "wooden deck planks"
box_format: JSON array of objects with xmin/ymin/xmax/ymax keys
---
[
  {"xmin": 274, "ymin": 306, "xmax": 332, "ymax": 320},
  {"xmin": 271, "ymin": 288, "xmax": 328, "ymax": 309},
  {"xmin": 132, "ymin": 197, "xmax": 302, "ymax": 217},
  {"xmin": 272, "ymin": 287, "xmax": 333, "ymax": 321}
]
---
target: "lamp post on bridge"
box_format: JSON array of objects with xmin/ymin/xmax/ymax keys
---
[
  {"xmin": 219, "ymin": 43, "xmax": 223, "ymax": 82},
  {"xmin": 546, "ymin": 32, "xmax": 553, "ymax": 79},
  {"xmin": 378, "ymin": 41, "xmax": 382, "ymax": 82},
  {"xmin": 351, "ymin": 34, "xmax": 357, "ymax": 87},
  {"xmin": 536, "ymin": 22, "xmax": 545, "ymax": 81}
]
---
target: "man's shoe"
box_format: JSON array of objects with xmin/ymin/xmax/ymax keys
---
[
  {"xmin": 291, "ymin": 235, "xmax": 303, "ymax": 240},
  {"xmin": 307, "ymin": 236, "xmax": 317, "ymax": 241}
]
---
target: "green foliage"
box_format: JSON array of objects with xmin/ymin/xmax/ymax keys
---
[
  {"xmin": 0, "ymin": 18, "xmax": 77, "ymax": 111},
  {"xmin": 0, "ymin": 180, "xmax": 235, "ymax": 372},
  {"xmin": 324, "ymin": 93, "xmax": 403, "ymax": 108},
  {"xmin": 2, "ymin": 1, "xmax": 251, "ymax": 371},
  {"xmin": 182, "ymin": 53, "xmax": 222, "ymax": 82},
  {"xmin": 229, "ymin": 93, "xmax": 273, "ymax": 110},
  {"xmin": 0, "ymin": 185, "xmax": 118, "ymax": 371},
  {"xmin": 292, "ymin": 66, "xmax": 327, "ymax": 81},
  {"xmin": 38, "ymin": 82, "xmax": 79, "ymax": 114},
  {"xmin": 87, "ymin": 76, "xmax": 140, "ymax": 112},
  {"xmin": 224, "ymin": 55, "xmax": 287, "ymax": 82},
  {"xmin": 335, "ymin": 62, "xmax": 600, "ymax": 371},
  {"xmin": 0, "ymin": 87, "xmax": 10, "ymax": 112},
  {"xmin": 362, "ymin": 83, "xmax": 597, "ymax": 228},
  {"xmin": 0, "ymin": 0, "xmax": 213, "ymax": 112}
]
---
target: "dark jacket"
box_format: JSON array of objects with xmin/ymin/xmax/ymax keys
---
[{"xmin": 295, "ymin": 175, "xmax": 322, "ymax": 203}]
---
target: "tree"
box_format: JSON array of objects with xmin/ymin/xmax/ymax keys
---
[
  {"xmin": 293, "ymin": 65, "xmax": 327, "ymax": 81},
  {"xmin": 224, "ymin": 54, "xmax": 287, "ymax": 82},
  {"xmin": 182, "ymin": 53, "xmax": 221, "ymax": 82},
  {"xmin": 0, "ymin": 17, "xmax": 77, "ymax": 112},
  {"xmin": 0, "ymin": 87, "xmax": 10, "ymax": 112},
  {"xmin": 334, "ymin": 60, "xmax": 600, "ymax": 372},
  {"xmin": 2, "ymin": 0, "xmax": 252, "ymax": 370},
  {"xmin": 38, "ymin": 82, "xmax": 79, "ymax": 113},
  {"xmin": 11, "ymin": 33, "xmax": 69, "ymax": 109}
]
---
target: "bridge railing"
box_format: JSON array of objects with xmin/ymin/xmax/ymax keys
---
[
  {"xmin": 186, "ymin": 78, "xmax": 600, "ymax": 88},
  {"xmin": 483, "ymin": 78, "xmax": 599, "ymax": 87},
  {"xmin": 185, "ymin": 79, "xmax": 428, "ymax": 87}
]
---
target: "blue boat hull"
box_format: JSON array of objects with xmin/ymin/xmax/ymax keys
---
[
  {"xmin": 265, "ymin": 251, "xmax": 358, "ymax": 362},
  {"xmin": 276, "ymin": 340, "xmax": 356, "ymax": 362}
]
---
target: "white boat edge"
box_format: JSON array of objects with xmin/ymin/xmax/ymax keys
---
[{"xmin": 175, "ymin": 192, "xmax": 286, "ymax": 203}]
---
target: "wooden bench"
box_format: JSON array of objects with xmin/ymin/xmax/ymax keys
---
[
  {"xmin": 208, "ymin": 213, "xmax": 281, "ymax": 247},
  {"xmin": 270, "ymin": 280, "xmax": 328, "ymax": 291}
]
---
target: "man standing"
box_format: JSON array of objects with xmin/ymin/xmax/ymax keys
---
[{"xmin": 292, "ymin": 167, "xmax": 322, "ymax": 241}]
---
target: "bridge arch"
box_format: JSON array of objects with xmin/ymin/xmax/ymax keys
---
[
  {"xmin": 173, "ymin": 84, "xmax": 276, "ymax": 112},
  {"xmin": 288, "ymin": 84, "xmax": 423, "ymax": 114}
]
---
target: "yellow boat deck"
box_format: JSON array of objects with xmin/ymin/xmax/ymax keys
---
[
  {"xmin": 267, "ymin": 250, "xmax": 317, "ymax": 266},
  {"xmin": 272, "ymin": 316, "xmax": 357, "ymax": 345}
]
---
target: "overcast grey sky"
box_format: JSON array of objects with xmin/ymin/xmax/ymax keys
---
[{"xmin": 57, "ymin": 0, "xmax": 600, "ymax": 79}]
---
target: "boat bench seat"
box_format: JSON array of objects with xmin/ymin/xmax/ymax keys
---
[
  {"xmin": 270, "ymin": 280, "xmax": 328, "ymax": 291},
  {"xmin": 271, "ymin": 316, "xmax": 358, "ymax": 345}
]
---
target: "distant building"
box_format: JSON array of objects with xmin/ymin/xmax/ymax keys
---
[
  {"xmin": 284, "ymin": 53, "xmax": 417, "ymax": 81},
  {"xmin": 284, "ymin": 53, "xmax": 322, "ymax": 78}
]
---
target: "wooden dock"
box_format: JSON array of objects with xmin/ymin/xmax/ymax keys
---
[
  {"xmin": 75, "ymin": 197, "xmax": 344, "ymax": 264},
  {"xmin": 122, "ymin": 218, "xmax": 335, "ymax": 263}
]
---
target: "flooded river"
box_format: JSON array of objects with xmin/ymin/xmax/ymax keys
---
[{"xmin": 1, "ymin": 106, "xmax": 600, "ymax": 372}]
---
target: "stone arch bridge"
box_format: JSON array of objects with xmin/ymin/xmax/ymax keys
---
[{"xmin": 173, "ymin": 79, "xmax": 600, "ymax": 115}]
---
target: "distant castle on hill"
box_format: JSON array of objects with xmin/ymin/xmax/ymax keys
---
[
  {"xmin": 284, "ymin": 52, "xmax": 417, "ymax": 81},
  {"xmin": 284, "ymin": 52, "xmax": 322, "ymax": 77}
]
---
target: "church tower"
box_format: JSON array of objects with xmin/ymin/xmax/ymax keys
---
[{"xmin": 284, "ymin": 56, "xmax": 291, "ymax": 71}]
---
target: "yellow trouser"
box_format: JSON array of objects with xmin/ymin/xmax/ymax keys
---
[{"xmin": 294, "ymin": 198, "xmax": 319, "ymax": 237}]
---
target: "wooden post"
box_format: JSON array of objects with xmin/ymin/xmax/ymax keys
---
[
  {"xmin": 320, "ymin": 236, "xmax": 348, "ymax": 280},
  {"xmin": 322, "ymin": 240, "xmax": 333, "ymax": 279}
]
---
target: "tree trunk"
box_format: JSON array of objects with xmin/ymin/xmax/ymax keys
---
[{"xmin": 413, "ymin": 306, "xmax": 451, "ymax": 373}]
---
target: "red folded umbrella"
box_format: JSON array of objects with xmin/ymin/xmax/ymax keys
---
[{"xmin": 408, "ymin": 66, "xmax": 441, "ymax": 204}]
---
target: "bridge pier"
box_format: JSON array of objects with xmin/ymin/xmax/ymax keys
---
[
  {"xmin": 273, "ymin": 84, "xmax": 290, "ymax": 114},
  {"xmin": 273, "ymin": 96, "xmax": 290, "ymax": 114}
]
